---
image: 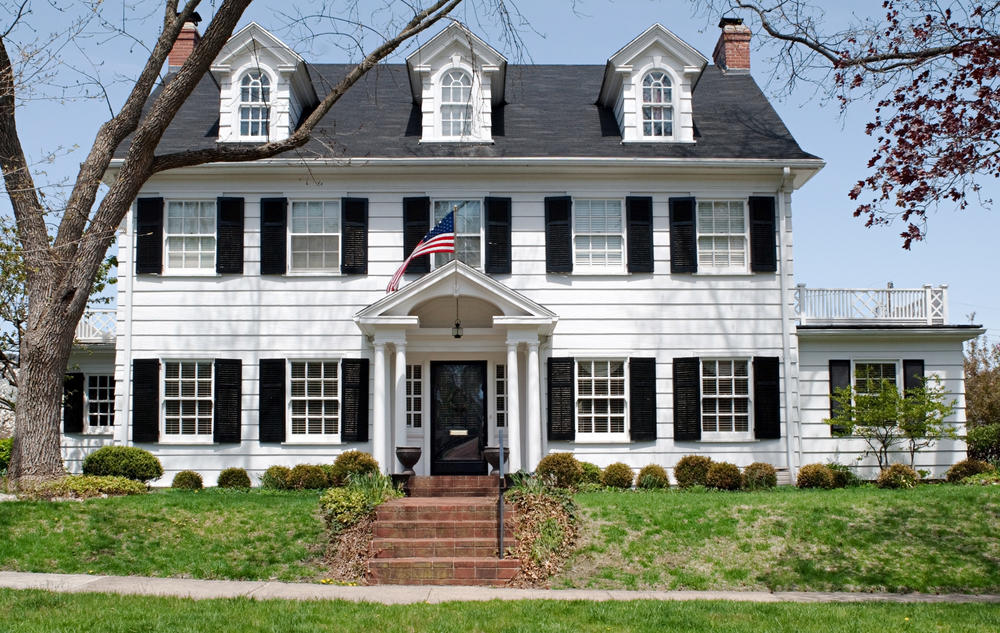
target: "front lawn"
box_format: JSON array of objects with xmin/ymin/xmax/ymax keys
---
[
  {"xmin": 0, "ymin": 488, "xmax": 325, "ymax": 581},
  {"xmin": 557, "ymin": 485, "xmax": 1000, "ymax": 593}
]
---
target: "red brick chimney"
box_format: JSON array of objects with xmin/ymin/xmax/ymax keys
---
[
  {"xmin": 713, "ymin": 17, "xmax": 751, "ymax": 71},
  {"xmin": 168, "ymin": 20, "xmax": 202, "ymax": 71}
]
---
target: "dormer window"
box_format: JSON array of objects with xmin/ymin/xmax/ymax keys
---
[
  {"xmin": 641, "ymin": 71, "xmax": 673, "ymax": 137},
  {"xmin": 239, "ymin": 71, "xmax": 271, "ymax": 138},
  {"xmin": 440, "ymin": 70, "xmax": 473, "ymax": 137}
]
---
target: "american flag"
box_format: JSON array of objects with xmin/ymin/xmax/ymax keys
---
[{"xmin": 386, "ymin": 210, "xmax": 455, "ymax": 292}]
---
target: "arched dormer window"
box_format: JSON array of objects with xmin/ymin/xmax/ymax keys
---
[
  {"xmin": 440, "ymin": 69, "xmax": 472, "ymax": 137},
  {"xmin": 239, "ymin": 71, "xmax": 271, "ymax": 138},
  {"xmin": 641, "ymin": 71, "xmax": 672, "ymax": 138}
]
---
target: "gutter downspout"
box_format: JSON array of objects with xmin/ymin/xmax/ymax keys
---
[
  {"xmin": 777, "ymin": 167, "xmax": 799, "ymax": 481},
  {"xmin": 116, "ymin": 210, "xmax": 134, "ymax": 447}
]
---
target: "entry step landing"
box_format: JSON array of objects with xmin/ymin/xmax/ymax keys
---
[{"xmin": 407, "ymin": 475, "xmax": 503, "ymax": 498}]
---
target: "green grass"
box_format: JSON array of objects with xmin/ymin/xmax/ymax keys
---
[
  {"xmin": 0, "ymin": 488, "xmax": 326, "ymax": 581},
  {"xmin": 557, "ymin": 485, "xmax": 1000, "ymax": 593},
  {"xmin": 1, "ymin": 589, "xmax": 998, "ymax": 632}
]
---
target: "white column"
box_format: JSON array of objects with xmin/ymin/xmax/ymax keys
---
[
  {"xmin": 372, "ymin": 342, "xmax": 387, "ymax": 473},
  {"xmin": 393, "ymin": 342, "xmax": 408, "ymax": 472},
  {"xmin": 526, "ymin": 341, "xmax": 542, "ymax": 470},
  {"xmin": 505, "ymin": 342, "xmax": 522, "ymax": 472}
]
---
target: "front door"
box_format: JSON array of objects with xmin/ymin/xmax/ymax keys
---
[{"xmin": 430, "ymin": 361, "xmax": 487, "ymax": 475}]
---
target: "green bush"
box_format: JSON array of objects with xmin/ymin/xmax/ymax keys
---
[
  {"xmin": 967, "ymin": 423, "xmax": 1000, "ymax": 463},
  {"xmin": 536, "ymin": 452, "xmax": 584, "ymax": 489},
  {"xmin": 706, "ymin": 461, "xmax": 742, "ymax": 491},
  {"xmin": 826, "ymin": 462, "xmax": 861, "ymax": 488},
  {"xmin": 0, "ymin": 437, "xmax": 11, "ymax": 475},
  {"xmin": 319, "ymin": 488, "xmax": 370, "ymax": 533},
  {"xmin": 217, "ymin": 467, "xmax": 251, "ymax": 489},
  {"xmin": 636, "ymin": 464, "xmax": 669, "ymax": 489},
  {"xmin": 797, "ymin": 463, "xmax": 834, "ymax": 489},
  {"xmin": 260, "ymin": 465, "xmax": 292, "ymax": 490},
  {"xmin": 319, "ymin": 464, "xmax": 337, "ymax": 486},
  {"xmin": 579, "ymin": 462, "xmax": 602, "ymax": 485},
  {"xmin": 877, "ymin": 463, "xmax": 921, "ymax": 489},
  {"xmin": 82, "ymin": 446, "xmax": 163, "ymax": 483},
  {"xmin": 329, "ymin": 450, "xmax": 379, "ymax": 486},
  {"xmin": 171, "ymin": 470, "xmax": 203, "ymax": 490},
  {"xmin": 601, "ymin": 462, "xmax": 634, "ymax": 489},
  {"xmin": 742, "ymin": 462, "xmax": 777, "ymax": 490},
  {"xmin": 945, "ymin": 459, "xmax": 995, "ymax": 483},
  {"xmin": 959, "ymin": 471, "xmax": 1000, "ymax": 486},
  {"xmin": 345, "ymin": 471, "xmax": 402, "ymax": 505},
  {"xmin": 287, "ymin": 464, "xmax": 330, "ymax": 490},
  {"xmin": 31, "ymin": 475, "xmax": 146, "ymax": 500},
  {"xmin": 674, "ymin": 455, "xmax": 712, "ymax": 488}
]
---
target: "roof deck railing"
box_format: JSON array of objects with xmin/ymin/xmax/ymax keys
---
[
  {"xmin": 75, "ymin": 309, "xmax": 116, "ymax": 343},
  {"xmin": 796, "ymin": 284, "xmax": 948, "ymax": 326}
]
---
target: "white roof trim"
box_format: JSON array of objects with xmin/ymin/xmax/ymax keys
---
[
  {"xmin": 211, "ymin": 22, "xmax": 304, "ymax": 71},
  {"xmin": 405, "ymin": 22, "xmax": 507, "ymax": 105}
]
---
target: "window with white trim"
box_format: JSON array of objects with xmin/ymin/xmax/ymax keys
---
[
  {"xmin": 697, "ymin": 200, "xmax": 747, "ymax": 272},
  {"xmin": 432, "ymin": 199, "xmax": 482, "ymax": 268},
  {"xmin": 641, "ymin": 71, "xmax": 673, "ymax": 137},
  {"xmin": 701, "ymin": 359, "xmax": 751, "ymax": 438},
  {"xmin": 440, "ymin": 70, "xmax": 472, "ymax": 137},
  {"xmin": 289, "ymin": 201, "xmax": 340, "ymax": 272},
  {"xmin": 239, "ymin": 71, "xmax": 270, "ymax": 138},
  {"xmin": 406, "ymin": 364, "xmax": 422, "ymax": 429},
  {"xmin": 86, "ymin": 374, "xmax": 115, "ymax": 431},
  {"xmin": 854, "ymin": 361, "xmax": 898, "ymax": 395},
  {"xmin": 290, "ymin": 361, "xmax": 340, "ymax": 437},
  {"xmin": 574, "ymin": 199, "xmax": 624, "ymax": 270},
  {"xmin": 165, "ymin": 201, "xmax": 215, "ymax": 271},
  {"xmin": 496, "ymin": 364, "xmax": 506, "ymax": 427},
  {"xmin": 164, "ymin": 361, "xmax": 213, "ymax": 437},
  {"xmin": 576, "ymin": 359, "xmax": 627, "ymax": 438}
]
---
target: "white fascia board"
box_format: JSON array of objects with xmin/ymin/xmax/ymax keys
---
[
  {"xmin": 212, "ymin": 22, "xmax": 304, "ymax": 70},
  {"xmin": 796, "ymin": 327, "xmax": 984, "ymax": 342}
]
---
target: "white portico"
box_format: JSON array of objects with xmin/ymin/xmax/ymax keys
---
[{"xmin": 355, "ymin": 261, "xmax": 557, "ymax": 475}]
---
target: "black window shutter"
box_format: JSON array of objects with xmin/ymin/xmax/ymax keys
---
[
  {"xmin": 213, "ymin": 359, "xmax": 242, "ymax": 444},
  {"xmin": 484, "ymin": 196, "xmax": 512, "ymax": 274},
  {"xmin": 259, "ymin": 359, "xmax": 286, "ymax": 443},
  {"xmin": 132, "ymin": 359, "xmax": 160, "ymax": 443},
  {"xmin": 753, "ymin": 356, "xmax": 781, "ymax": 439},
  {"xmin": 403, "ymin": 197, "xmax": 431, "ymax": 275},
  {"xmin": 749, "ymin": 196, "xmax": 777, "ymax": 273},
  {"xmin": 629, "ymin": 358, "xmax": 657, "ymax": 441},
  {"xmin": 341, "ymin": 358, "xmax": 369, "ymax": 442},
  {"xmin": 216, "ymin": 197, "xmax": 245, "ymax": 274},
  {"xmin": 547, "ymin": 357, "xmax": 575, "ymax": 440},
  {"xmin": 829, "ymin": 359, "xmax": 851, "ymax": 435},
  {"xmin": 668, "ymin": 197, "xmax": 697, "ymax": 273},
  {"xmin": 135, "ymin": 197, "xmax": 163, "ymax": 274},
  {"xmin": 672, "ymin": 357, "xmax": 701, "ymax": 440},
  {"xmin": 903, "ymin": 359, "xmax": 925, "ymax": 394},
  {"xmin": 626, "ymin": 196, "xmax": 654, "ymax": 273},
  {"xmin": 341, "ymin": 197, "xmax": 368, "ymax": 274},
  {"xmin": 544, "ymin": 196, "xmax": 573, "ymax": 273},
  {"xmin": 63, "ymin": 372, "xmax": 85, "ymax": 433},
  {"xmin": 260, "ymin": 197, "xmax": 287, "ymax": 275}
]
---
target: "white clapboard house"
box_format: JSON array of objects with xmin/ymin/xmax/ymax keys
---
[{"xmin": 62, "ymin": 19, "xmax": 982, "ymax": 484}]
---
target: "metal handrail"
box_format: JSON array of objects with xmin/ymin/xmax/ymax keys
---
[{"xmin": 497, "ymin": 427, "xmax": 505, "ymax": 559}]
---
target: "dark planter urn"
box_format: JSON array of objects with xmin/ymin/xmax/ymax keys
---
[
  {"xmin": 395, "ymin": 446, "xmax": 422, "ymax": 476},
  {"xmin": 483, "ymin": 446, "xmax": 510, "ymax": 475}
]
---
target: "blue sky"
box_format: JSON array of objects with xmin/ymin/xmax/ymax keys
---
[{"xmin": 5, "ymin": 0, "xmax": 997, "ymax": 338}]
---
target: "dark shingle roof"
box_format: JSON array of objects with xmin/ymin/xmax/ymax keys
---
[{"xmin": 120, "ymin": 64, "xmax": 819, "ymax": 161}]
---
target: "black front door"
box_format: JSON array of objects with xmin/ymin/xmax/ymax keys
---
[{"xmin": 430, "ymin": 361, "xmax": 487, "ymax": 475}]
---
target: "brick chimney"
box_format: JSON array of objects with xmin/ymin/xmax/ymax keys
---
[
  {"xmin": 712, "ymin": 17, "xmax": 751, "ymax": 71},
  {"xmin": 168, "ymin": 18, "xmax": 202, "ymax": 71}
]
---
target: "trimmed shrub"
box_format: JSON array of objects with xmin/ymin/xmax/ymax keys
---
[
  {"xmin": 319, "ymin": 488, "xmax": 371, "ymax": 534},
  {"xmin": 217, "ymin": 467, "xmax": 251, "ymax": 489},
  {"xmin": 877, "ymin": 463, "xmax": 920, "ymax": 489},
  {"xmin": 329, "ymin": 450, "xmax": 379, "ymax": 486},
  {"xmin": 579, "ymin": 461, "xmax": 602, "ymax": 485},
  {"xmin": 742, "ymin": 462, "xmax": 777, "ymax": 490},
  {"xmin": 945, "ymin": 459, "xmax": 995, "ymax": 483},
  {"xmin": 0, "ymin": 437, "xmax": 11, "ymax": 475},
  {"xmin": 826, "ymin": 462, "xmax": 861, "ymax": 488},
  {"xmin": 706, "ymin": 461, "xmax": 742, "ymax": 491},
  {"xmin": 288, "ymin": 464, "xmax": 330, "ymax": 490},
  {"xmin": 636, "ymin": 464, "xmax": 670, "ymax": 489},
  {"xmin": 967, "ymin": 423, "xmax": 1000, "ymax": 463},
  {"xmin": 319, "ymin": 464, "xmax": 337, "ymax": 486},
  {"xmin": 260, "ymin": 465, "xmax": 292, "ymax": 490},
  {"xmin": 171, "ymin": 470, "xmax": 203, "ymax": 490},
  {"xmin": 31, "ymin": 475, "xmax": 146, "ymax": 500},
  {"xmin": 959, "ymin": 471, "xmax": 1000, "ymax": 486},
  {"xmin": 797, "ymin": 463, "xmax": 834, "ymax": 489},
  {"xmin": 601, "ymin": 462, "xmax": 634, "ymax": 489},
  {"xmin": 536, "ymin": 452, "xmax": 584, "ymax": 489},
  {"xmin": 674, "ymin": 455, "xmax": 712, "ymax": 488},
  {"xmin": 82, "ymin": 446, "xmax": 163, "ymax": 483}
]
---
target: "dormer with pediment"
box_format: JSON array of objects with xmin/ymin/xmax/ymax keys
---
[
  {"xmin": 210, "ymin": 23, "xmax": 318, "ymax": 144},
  {"xmin": 406, "ymin": 23, "xmax": 506, "ymax": 143},
  {"xmin": 597, "ymin": 24, "xmax": 708, "ymax": 144}
]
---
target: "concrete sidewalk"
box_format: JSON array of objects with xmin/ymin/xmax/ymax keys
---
[{"xmin": 2, "ymin": 571, "xmax": 999, "ymax": 605}]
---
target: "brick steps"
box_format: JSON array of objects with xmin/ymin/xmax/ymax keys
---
[
  {"xmin": 373, "ymin": 537, "xmax": 500, "ymax": 558},
  {"xmin": 407, "ymin": 475, "xmax": 502, "ymax": 498},
  {"xmin": 374, "ymin": 519, "xmax": 515, "ymax": 540},
  {"xmin": 369, "ymin": 557, "xmax": 520, "ymax": 586}
]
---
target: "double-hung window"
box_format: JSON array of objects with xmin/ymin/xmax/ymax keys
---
[
  {"xmin": 289, "ymin": 361, "xmax": 340, "ymax": 439},
  {"xmin": 163, "ymin": 361, "xmax": 213, "ymax": 439},
  {"xmin": 289, "ymin": 201, "xmax": 340, "ymax": 272},
  {"xmin": 86, "ymin": 375, "xmax": 115, "ymax": 432},
  {"xmin": 432, "ymin": 199, "xmax": 482, "ymax": 268},
  {"xmin": 165, "ymin": 201, "xmax": 215, "ymax": 272},
  {"xmin": 440, "ymin": 70, "xmax": 472, "ymax": 137},
  {"xmin": 854, "ymin": 361, "xmax": 898, "ymax": 395},
  {"xmin": 574, "ymin": 199, "xmax": 625, "ymax": 271},
  {"xmin": 576, "ymin": 359, "xmax": 627, "ymax": 440},
  {"xmin": 641, "ymin": 71, "xmax": 673, "ymax": 138},
  {"xmin": 239, "ymin": 71, "xmax": 270, "ymax": 138},
  {"xmin": 701, "ymin": 359, "xmax": 751, "ymax": 440},
  {"xmin": 697, "ymin": 200, "xmax": 747, "ymax": 272}
]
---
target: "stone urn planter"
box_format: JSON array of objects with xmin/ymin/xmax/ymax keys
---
[
  {"xmin": 483, "ymin": 446, "xmax": 509, "ymax": 475},
  {"xmin": 395, "ymin": 446, "xmax": 422, "ymax": 476}
]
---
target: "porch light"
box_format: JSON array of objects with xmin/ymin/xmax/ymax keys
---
[{"xmin": 452, "ymin": 319, "xmax": 463, "ymax": 339}]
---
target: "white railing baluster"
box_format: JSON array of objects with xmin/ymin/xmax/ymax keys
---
[
  {"xmin": 794, "ymin": 286, "xmax": 950, "ymax": 325},
  {"xmin": 74, "ymin": 309, "xmax": 116, "ymax": 343}
]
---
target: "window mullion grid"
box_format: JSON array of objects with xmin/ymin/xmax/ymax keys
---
[
  {"xmin": 406, "ymin": 364, "xmax": 422, "ymax": 429},
  {"xmin": 86, "ymin": 375, "xmax": 115, "ymax": 430},
  {"xmin": 290, "ymin": 201, "xmax": 341, "ymax": 272},
  {"xmin": 164, "ymin": 361, "xmax": 213, "ymax": 437},
  {"xmin": 290, "ymin": 361, "xmax": 340, "ymax": 437},
  {"xmin": 165, "ymin": 201, "xmax": 215, "ymax": 271}
]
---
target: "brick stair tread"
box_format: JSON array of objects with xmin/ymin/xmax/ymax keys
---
[
  {"xmin": 383, "ymin": 497, "xmax": 503, "ymax": 507},
  {"xmin": 370, "ymin": 557, "xmax": 521, "ymax": 567}
]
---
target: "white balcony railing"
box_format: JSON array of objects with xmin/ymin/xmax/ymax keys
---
[
  {"xmin": 796, "ymin": 284, "xmax": 948, "ymax": 325},
  {"xmin": 75, "ymin": 309, "xmax": 116, "ymax": 343}
]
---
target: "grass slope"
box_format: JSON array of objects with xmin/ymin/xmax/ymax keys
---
[
  {"xmin": 0, "ymin": 489, "xmax": 325, "ymax": 581},
  {"xmin": 558, "ymin": 485, "xmax": 1000, "ymax": 593}
]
